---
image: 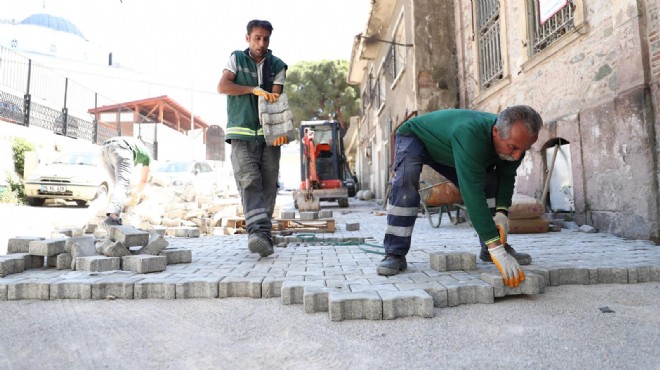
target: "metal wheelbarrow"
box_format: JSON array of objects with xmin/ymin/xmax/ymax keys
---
[{"xmin": 418, "ymin": 180, "xmax": 465, "ymax": 228}]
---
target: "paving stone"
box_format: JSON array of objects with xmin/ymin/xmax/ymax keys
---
[
  {"xmin": 108, "ymin": 225, "xmax": 149, "ymax": 247},
  {"xmin": 0, "ymin": 255, "xmax": 25, "ymax": 277},
  {"xmin": 46, "ymin": 256, "xmax": 57, "ymax": 268},
  {"xmin": 218, "ymin": 277, "xmax": 264, "ymax": 298},
  {"xmin": 280, "ymin": 210, "xmax": 296, "ymax": 219},
  {"xmin": 480, "ymin": 272, "xmax": 545, "ymax": 297},
  {"xmin": 121, "ymin": 255, "xmax": 166, "ymax": 274},
  {"xmin": 15, "ymin": 253, "xmax": 44, "ymax": 269},
  {"xmin": 91, "ymin": 276, "xmax": 143, "ymax": 300},
  {"xmin": 429, "ymin": 252, "xmax": 476, "ymax": 272},
  {"xmin": 303, "ymin": 286, "xmax": 348, "ymax": 313},
  {"xmin": 175, "ymin": 277, "xmax": 222, "ymax": 298},
  {"xmin": 56, "ymin": 228, "xmax": 83, "ymax": 238},
  {"xmin": 67, "ymin": 236, "xmax": 99, "ymax": 269},
  {"xmin": 76, "ymin": 256, "xmax": 121, "ymax": 272},
  {"xmin": 97, "ymin": 239, "xmax": 131, "ymax": 258},
  {"xmin": 550, "ymin": 267, "xmax": 590, "ymax": 285},
  {"xmin": 157, "ymin": 248, "xmax": 192, "ymax": 265},
  {"xmin": 632, "ymin": 265, "xmax": 660, "ymax": 283},
  {"xmin": 589, "ymin": 267, "xmax": 629, "ymax": 284},
  {"xmin": 379, "ymin": 289, "xmax": 435, "ymax": 320},
  {"xmin": 281, "ymin": 280, "xmax": 325, "ymax": 305},
  {"xmin": 167, "ymin": 227, "xmax": 201, "ymax": 238},
  {"xmin": 7, "ymin": 237, "xmax": 43, "ymax": 254},
  {"xmin": 300, "ymin": 212, "xmax": 318, "ymax": 221},
  {"xmin": 28, "ymin": 238, "xmax": 66, "ymax": 257},
  {"xmin": 134, "ymin": 278, "xmax": 180, "ymax": 299},
  {"xmin": 261, "ymin": 278, "xmax": 287, "ymax": 298},
  {"xmin": 319, "ymin": 210, "xmax": 333, "ymax": 219},
  {"xmin": 328, "ymin": 290, "xmax": 382, "ymax": 321},
  {"xmin": 56, "ymin": 253, "xmax": 73, "ymax": 270},
  {"xmin": 50, "ymin": 280, "xmax": 92, "ymax": 299},
  {"xmin": 7, "ymin": 279, "xmax": 61, "ymax": 300},
  {"xmin": 139, "ymin": 232, "xmax": 169, "ymax": 256}
]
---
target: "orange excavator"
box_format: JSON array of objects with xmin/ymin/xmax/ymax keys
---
[{"xmin": 294, "ymin": 120, "xmax": 350, "ymax": 211}]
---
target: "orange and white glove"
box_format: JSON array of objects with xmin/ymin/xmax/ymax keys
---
[
  {"xmin": 489, "ymin": 245, "xmax": 525, "ymax": 288},
  {"xmin": 493, "ymin": 212, "xmax": 509, "ymax": 244},
  {"xmin": 252, "ymin": 87, "xmax": 279, "ymax": 103},
  {"xmin": 272, "ymin": 135, "xmax": 289, "ymax": 146}
]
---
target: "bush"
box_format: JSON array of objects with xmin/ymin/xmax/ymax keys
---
[{"xmin": 12, "ymin": 137, "xmax": 34, "ymax": 178}]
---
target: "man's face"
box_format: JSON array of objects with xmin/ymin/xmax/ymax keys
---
[
  {"xmin": 246, "ymin": 26, "xmax": 271, "ymax": 61},
  {"xmin": 493, "ymin": 121, "xmax": 538, "ymax": 161}
]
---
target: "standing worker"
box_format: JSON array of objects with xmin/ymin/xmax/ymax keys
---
[
  {"xmin": 100, "ymin": 136, "xmax": 151, "ymax": 228},
  {"xmin": 217, "ymin": 19, "xmax": 288, "ymax": 257},
  {"xmin": 378, "ymin": 106, "xmax": 543, "ymax": 288}
]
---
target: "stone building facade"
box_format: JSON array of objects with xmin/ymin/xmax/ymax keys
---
[{"xmin": 347, "ymin": 0, "xmax": 659, "ymax": 243}]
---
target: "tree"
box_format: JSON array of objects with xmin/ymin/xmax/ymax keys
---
[{"xmin": 283, "ymin": 60, "xmax": 360, "ymax": 130}]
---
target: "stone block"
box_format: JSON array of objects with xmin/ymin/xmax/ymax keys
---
[
  {"xmin": 159, "ymin": 248, "xmax": 192, "ymax": 264},
  {"xmin": 550, "ymin": 268, "xmax": 590, "ymax": 286},
  {"xmin": 55, "ymin": 228, "xmax": 83, "ymax": 238},
  {"xmin": 56, "ymin": 253, "xmax": 73, "ymax": 270},
  {"xmin": 109, "ymin": 225, "xmax": 149, "ymax": 247},
  {"xmin": 16, "ymin": 253, "xmax": 44, "ymax": 269},
  {"xmin": 218, "ymin": 277, "xmax": 264, "ymax": 298},
  {"xmin": 0, "ymin": 255, "xmax": 25, "ymax": 277},
  {"xmin": 328, "ymin": 291, "xmax": 382, "ymax": 321},
  {"xmin": 91, "ymin": 277, "xmax": 143, "ymax": 300},
  {"xmin": 134, "ymin": 278, "xmax": 179, "ymax": 299},
  {"xmin": 46, "ymin": 256, "xmax": 57, "ymax": 267},
  {"xmin": 319, "ymin": 210, "xmax": 333, "ymax": 219},
  {"xmin": 97, "ymin": 240, "xmax": 131, "ymax": 258},
  {"xmin": 303, "ymin": 286, "xmax": 347, "ymax": 313},
  {"xmin": 139, "ymin": 232, "xmax": 169, "ymax": 256},
  {"xmin": 281, "ymin": 280, "xmax": 325, "ymax": 305},
  {"xmin": 261, "ymin": 278, "xmax": 285, "ymax": 298},
  {"xmin": 480, "ymin": 272, "xmax": 545, "ymax": 296},
  {"xmin": 121, "ymin": 255, "xmax": 166, "ymax": 274},
  {"xmin": 28, "ymin": 238, "xmax": 66, "ymax": 257},
  {"xmin": 167, "ymin": 227, "xmax": 201, "ymax": 238},
  {"xmin": 68, "ymin": 236, "xmax": 100, "ymax": 270},
  {"xmin": 7, "ymin": 279, "xmax": 56, "ymax": 300},
  {"xmin": 76, "ymin": 256, "xmax": 121, "ymax": 272},
  {"xmin": 345, "ymin": 222, "xmax": 360, "ymax": 231},
  {"xmin": 379, "ymin": 289, "xmax": 434, "ymax": 320},
  {"xmin": 300, "ymin": 211, "xmax": 318, "ymax": 221},
  {"xmin": 429, "ymin": 252, "xmax": 476, "ymax": 272},
  {"xmin": 589, "ymin": 267, "xmax": 629, "ymax": 284},
  {"xmin": 631, "ymin": 265, "xmax": 660, "ymax": 283},
  {"xmin": 7, "ymin": 237, "xmax": 43, "ymax": 254},
  {"xmin": 280, "ymin": 210, "xmax": 296, "ymax": 219},
  {"xmin": 175, "ymin": 277, "xmax": 222, "ymax": 298},
  {"xmin": 50, "ymin": 281, "xmax": 92, "ymax": 299}
]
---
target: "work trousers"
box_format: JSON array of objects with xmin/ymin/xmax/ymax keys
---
[
  {"xmin": 101, "ymin": 140, "xmax": 133, "ymax": 216},
  {"xmin": 384, "ymin": 134, "xmax": 498, "ymax": 256},
  {"xmin": 230, "ymin": 140, "xmax": 281, "ymax": 236}
]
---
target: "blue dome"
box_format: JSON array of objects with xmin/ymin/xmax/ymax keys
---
[{"xmin": 20, "ymin": 13, "xmax": 85, "ymax": 39}]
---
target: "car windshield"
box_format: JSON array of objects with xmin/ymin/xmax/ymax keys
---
[
  {"xmin": 51, "ymin": 151, "xmax": 98, "ymax": 166},
  {"xmin": 155, "ymin": 161, "xmax": 194, "ymax": 173}
]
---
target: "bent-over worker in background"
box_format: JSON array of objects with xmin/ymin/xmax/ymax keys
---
[
  {"xmin": 217, "ymin": 19, "xmax": 288, "ymax": 258},
  {"xmin": 379, "ymin": 106, "xmax": 543, "ymax": 288},
  {"xmin": 100, "ymin": 136, "xmax": 151, "ymax": 229}
]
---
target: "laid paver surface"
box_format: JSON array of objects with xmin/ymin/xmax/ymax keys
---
[{"xmin": 1, "ymin": 198, "xmax": 658, "ymax": 320}]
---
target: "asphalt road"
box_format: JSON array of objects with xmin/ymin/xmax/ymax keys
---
[{"xmin": 0, "ymin": 283, "xmax": 658, "ymax": 369}]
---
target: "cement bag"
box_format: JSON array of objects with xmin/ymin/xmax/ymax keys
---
[
  {"xmin": 509, "ymin": 194, "xmax": 545, "ymax": 220},
  {"xmin": 509, "ymin": 216, "xmax": 550, "ymax": 234}
]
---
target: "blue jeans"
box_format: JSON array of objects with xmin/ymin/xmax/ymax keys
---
[
  {"xmin": 101, "ymin": 140, "xmax": 133, "ymax": 216},
  {"xmin": 384, "ymin": 134, "xmax": 498, "ymax": 256},
  {"xmin": 230, "ymin": 140, "xmax": 281, "ymax": 235}
]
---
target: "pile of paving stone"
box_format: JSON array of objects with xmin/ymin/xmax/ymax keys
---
[{"xmin": 0, "ymin": 225, "xmax": 192, "ymax": 278}]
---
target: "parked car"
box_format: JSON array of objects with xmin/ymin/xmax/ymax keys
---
[
  {"xmin": 217, "ymin": 166, "xmax": 239, "ymax": 198},
  {"xmin": 151, "ymin": 160, "xmax": 220, "ymax": 197},
  {"xmin": 0, "ymin": 100, "xmax": 23, "ymax": 124},
  {"xmin": 24, "ymin": 150, "xmax": 109, "ymax": 207}
]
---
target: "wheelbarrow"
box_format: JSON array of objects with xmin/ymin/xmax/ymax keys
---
[{"xmin": 418, "ymin": 180, "xmax": 465, "ymax": 228}]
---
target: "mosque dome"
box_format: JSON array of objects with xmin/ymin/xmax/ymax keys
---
[{"xmin": 20, "ymin": 13, "xmax": 85, "ymax": 39}]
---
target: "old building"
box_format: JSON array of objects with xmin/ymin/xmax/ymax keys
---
[{"xmin": 347, "ymin": 0, "xmax": 659, "ymax": 243}]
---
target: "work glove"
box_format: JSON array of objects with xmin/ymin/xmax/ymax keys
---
[
  {"xmin": 272, "ymin": 135, "xmax": 289, "ymax": 146},
  {"xmin": 252, "ymin": 87, "xmax": 279, "ymax": 103},
  {"xmin": 488, "ymin": 245, "xmax": 525, "ymax": 288},
  {"xmin": 493, "ymin": 212, "xmax": 509, "ymax": 244}
]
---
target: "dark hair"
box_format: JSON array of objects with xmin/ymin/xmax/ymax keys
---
[
  {"xmin": 496, "ymin": 105, "xmax": 543, "ymax": 138},
  {"xmin": 247, "ymin": 20, "xmax": 273, "ymax": 35}
]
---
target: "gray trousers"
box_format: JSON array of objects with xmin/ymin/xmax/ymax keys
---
[
  {"xmin": 101, "ymin": 140, "xmax": 133, "ymax": 216},
  {"xmin": 230, "ymin": 140, "xmax": 281, "ymax": 236}
]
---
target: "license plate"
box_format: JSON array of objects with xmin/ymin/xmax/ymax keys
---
[{"xmin": 41, "ymin": 185, "xmax": 66, "ymax": 193}]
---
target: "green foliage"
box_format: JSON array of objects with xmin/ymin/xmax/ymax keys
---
[
  {"xmin": 284, "ymin": 60, "xmax": 360, "ymax": 130},
  {"xmin": 11, "ymin": 137, "xmax": 35, "ymax": 178},
  {"xmin": 1, "ymin": 173, "xmax": 25, "ymax": 204}
]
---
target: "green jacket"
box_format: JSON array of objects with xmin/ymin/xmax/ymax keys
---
[
  {"xmin": 398, "ymin": 109, "xmax": 523, "ymax": 244},
  {"xmin": 225, "ymin": 49, "xmax": 287, "ymax": 143}
]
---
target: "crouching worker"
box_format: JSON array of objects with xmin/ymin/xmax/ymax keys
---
[
  {"xmin": 100, "ymin": 136, "xmax": 151, "ymax": 229},
  {"xmin": 378, "ymin": 106, "xmax": 543, "ymax": 288}
]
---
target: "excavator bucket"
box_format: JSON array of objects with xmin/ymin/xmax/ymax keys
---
[{"xmin": 295, "ymin": 191, "xmax": 320, "ymax": 212}]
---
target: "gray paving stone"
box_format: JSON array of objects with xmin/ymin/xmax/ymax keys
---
[
  {"xmin": 14, "ymin": 253, "xmax": 44, "ymax": 269},
  {"xmin": 7, "ymin": 237, "xmax": 43, "ymax": 254},
  {"xmin": 7, "ymin": 278, "xmax": 61, "ymax": 300},
  {"xmin": 633, "ymin": 265, "xmax": 660, "ymax": 282},
  {"xmin": 91, "ymin": 276, "xmax": 143, "ymax": 300},
  {"xmin": 121, "ymin": 255, "xmax": 166, "ymax": 274},
  {"xmin": 300, "ymin": 212, "xmax": 318, "ymax": 221},
  {"xmin": 480, "ymin": 272, "xmax": 545, "ymax": 297},
  {"xmin": 319, "ymin": 210, "xmax": 333, "ymax": 219},
  {"xmin": 109, "ymin": 225, "xmax": 149, "ymax": 247},
  {"xmin": 328, "ymin": 290, "xmax": 382, "ymax": 321},
  {"xmin": 345, "ymin": 222, "xmax": 360, "ymax": 231},
  {"xmin": 169, "ymin": 227, "xmax": 201, "ymax": 238},
  {"xmin": 379, "ymin": 289, "xmax": 435, "ymax": 320},
  {"xmin": 589, "ymin": 267, "xmax": 629, "ymax": 284},
  {"xmin": 281, "ymin": 280, "xmax": 325, "ymax": 305},
  {"xmin": 134, "ymin": 278, "xmax": 180, "ymax": 299},
  {"xmin": 139, "ymin": 232, "xmax": 169, "ymax": 255},
  {"xmin": 28, "ymin": 238, "xmax": 66, "ymax": 257},
  {"xmin": 56, "ymin": 253, "xmax": 72, "ymax": 270},
  {"xmin": 218, "ymin": 277, "xmax": 264, "ymax": 298},
  {"xmin": 0, "ymin": 255, "xmax": 25, "ymax": 277},
  {"xmin": 98, "ymin": 239, "xmax": 131, "ymax": 257},
  {"xmin": 50, "ymin": 280, "xmax": 92, "ymax": 299},
  {"xmin": 159, "ymin": 248, "xmax": 192, "ymax": 264},
  {"xmin": 76, "ymin": 256, "xmax": 121, "ymax": 272},
  {"xmin": 550, "ymin": 268, "xmax": 590, "ymax": 285},
  {"xmin": 303, "ymin": 286, "xmax": 348, "ymax": 313},
  {"xmin": 67, "ymin": 236, "xmax": 99, "ymax": 269},
  {"xmin": 175, "ymin": 277, "xmax": 222, "ymax": 298},
  {"xmin": 429, "ymin": 252, "xmax": 476, "ymax": 272}
]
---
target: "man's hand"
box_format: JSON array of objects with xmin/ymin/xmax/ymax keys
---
[
  {"xmin": 253, "ymin": 87, "xmax": 280, "ymax": 103},
  {"xmin": 272, "ymin": 135, "xmax": 289, "ymax": 146},
  {"xmin": 493, "ymin": 212, "xmax": 509, "ymax": 244},
  {"xmin": 488, "ymin": 245, "xmax": 525, "ymax": 288}
]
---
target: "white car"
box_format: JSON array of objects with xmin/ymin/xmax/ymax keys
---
[
  {"xmin": 24, "ymin": 150, "xmax": 110, "ymax": 207},
  {"xmin": 151, "ymin": 160, "xmax": 221, "ymax": 197}
]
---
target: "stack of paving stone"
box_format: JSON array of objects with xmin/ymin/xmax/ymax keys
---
[{"xmin": 0, "ymin": 225, "xmax": 192, "ymax": 278}]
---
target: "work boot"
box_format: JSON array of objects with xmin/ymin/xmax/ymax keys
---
[
  {"xmin": 377, "ymin": 254, "xmax": 407, "ymax": 276},
  {"xmin": 248, "ymin": 232, "xmax": 274, "ymax": 257},
  {"xmin": 479, "ymin": 242, "xmax": 532, "ymax": 265}
]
